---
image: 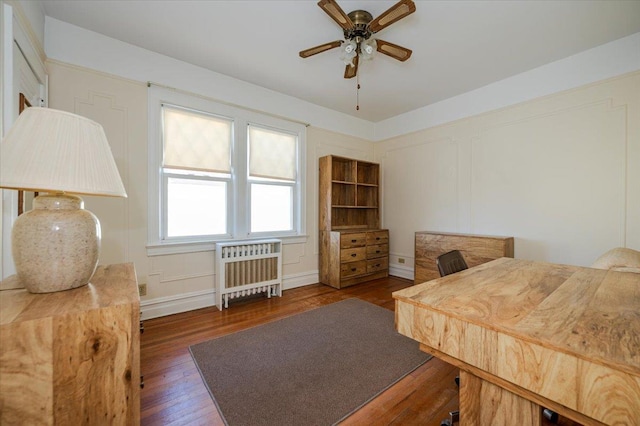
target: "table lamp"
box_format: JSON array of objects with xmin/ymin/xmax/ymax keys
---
[{"xmin": 0, "ymin": 107, "xmax": 127, "ymax": 293}]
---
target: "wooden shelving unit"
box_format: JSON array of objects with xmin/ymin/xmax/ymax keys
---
[{"xmin": 319, "ymin": 155, "xmax": 388, "ymax": 288}]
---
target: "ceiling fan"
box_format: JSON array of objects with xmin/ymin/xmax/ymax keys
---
[{"xmin": 299, "ymin": 0, "xmax": 416, "ymax": 79}]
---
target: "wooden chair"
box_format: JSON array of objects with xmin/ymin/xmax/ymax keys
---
[{"xmin": 436, "ymin": 250, "xmax": 468, "ymax": 277}]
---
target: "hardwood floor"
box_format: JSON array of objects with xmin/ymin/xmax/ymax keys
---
[{"xmin": 140, "ymin": 276, "xmax": 579, "ymax": 426}]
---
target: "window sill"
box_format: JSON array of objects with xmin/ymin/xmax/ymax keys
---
[{"xmin": 146, "ymin": 235, "xmax": 309, "ymax": 256}]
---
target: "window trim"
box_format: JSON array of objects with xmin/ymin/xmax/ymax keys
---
[{"xmin": 147, "ymin": 86, "xmax": 307, "ymax": 255}]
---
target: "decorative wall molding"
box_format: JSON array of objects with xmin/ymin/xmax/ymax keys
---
[
  {"xmin": 468, "ymin": 96, "xmax": 627, "ymax": 265},
  {"xmin": 374, "ymin": 73, "xmax": 637, "ymax": 269},
  {"xmin": 74, "ymin": 91, "xmax": 131, "ymax": 264}
]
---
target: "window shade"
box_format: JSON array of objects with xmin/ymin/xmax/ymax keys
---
[
  {"xmin": 248, "ymin": 125, "xmax": 296, "ymax": 181},
  {"xmin": 163, "ymin": 105, "xmax": 231, "ymax": 174}
]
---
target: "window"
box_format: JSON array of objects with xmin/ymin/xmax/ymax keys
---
[
  {"xmin": 162, "ymin": 105, "xmax": 232, "ymax": 238},
  {"xmin": 248, "ymin": 125, "xmax": 297, "ymax": 233},
  {"xmin": 148, "ymin": 86, "xmax": 306, "ymax": 254}
]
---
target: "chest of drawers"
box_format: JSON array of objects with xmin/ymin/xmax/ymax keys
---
[{"xmin": 320, "ymin": 229, "xmax": 389, "ymax": 288}]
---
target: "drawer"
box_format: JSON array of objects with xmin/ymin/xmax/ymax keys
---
[
  {"xmin": 367, "ymin": 244, "xmax": 388, "ymax": 258},
  {"xmin": 367, "ymin": 257, "xmax": 388, "ymax": 274},
  {"xmin": 340, "ymin": 247, "xmax": 366, "ymax": 262},
  {"xmin": 367, "ymin": 231, "xmax": 389, "ymax": 245},
  {"xmin": 341, "ymin": 261, "xmax": 367, "ymax": 278},
  {"xmin": 340, "ymin": 233, "xmax": 367, "ymax": 248}
]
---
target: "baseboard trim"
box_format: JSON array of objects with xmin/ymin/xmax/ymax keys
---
[
  {"xmin": 140, "ymin": 289, "xmax": 214, "ymax": 320},
  {"xmin": 140, "ymin": 270, "xmax": 320, "ymax": 320},
  {"xmin": 389, "ymin": 264, "xmax": 414, "ymax": 281},
  {"xmin": 283, "ymin": 270, "xmax": 319, "ymax": 290}
]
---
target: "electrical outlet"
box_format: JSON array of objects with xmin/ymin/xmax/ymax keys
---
[
  {"xmin": 138, "ymin": 283, "xmax": 147, "ymax": 296},
  {"xmin": 398, "ymin": 258, "xmax": 405, "ymax": 264}
]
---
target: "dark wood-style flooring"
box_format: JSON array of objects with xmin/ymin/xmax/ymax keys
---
[{"xmin": 140, "ymin": 276, "xmax": 579, "ymax": 426}]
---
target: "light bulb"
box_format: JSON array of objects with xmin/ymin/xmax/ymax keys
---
[
  {"xmin": 340, "ymin": 40, "xmax": 358, "ymax": 66},
  {"xmin": 360, "ymin": 38, "xmax": 377, "ymax": 61}
]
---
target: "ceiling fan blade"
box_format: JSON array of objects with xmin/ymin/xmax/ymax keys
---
[
  {"xmin": 368, "ymin": 0, "xmax": 416, "ymax": 33},
  {"xmin": 317, "ymin": 0, "xmax": 355, "ymax": 31},
  {"xmin": 299, "ymin": 40, "xmax": 343, "ymax": 58},
  {"xmin": 375, "ymin": 39, "xmax": 412, "ymax": 62},
  {"xmin": 344, "ymin": 55, "xmax": 358, "ymax": 79}
]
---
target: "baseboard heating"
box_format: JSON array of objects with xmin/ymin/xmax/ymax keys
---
[{"xmin": 215, "ymin": 239, "xmax": 282, "ymax": 310}]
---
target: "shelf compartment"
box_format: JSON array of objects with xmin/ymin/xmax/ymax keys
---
[
  {"xmin": 331, "ymin": 182, "xmax": 356, "ymax": 206},
  {"xmin": 331, "ymin": 207, "xmax": 379, "ymax": 230},
  {"xmin": 357, "ymin": 161, "xmax": 379, "ymax": 185},
  {"xmin": 331, "ymin": 157, "xmax": 355, "ymax": 183},
  {"xmin": 356, "ymin": 185, "xmax": 378, "ymax": 207}
]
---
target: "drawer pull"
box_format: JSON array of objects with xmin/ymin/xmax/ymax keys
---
[
  {"xmin": 376, "ymin": 237, "xmax": 381, "ymax": 240},
  {"xmin": 351, "ymin": 268, "xmax": 357, "ymax": 272},
  {"xmin": 351, "ymin": 239, "xmax": 357, "ymax": 243},
  {"xmin": 376, "ymin": 250, "xmax": 381, "ymax": 254},
  {"xmin": 351, "ymin": 253, "xmax": 357, "ymax": 257}
]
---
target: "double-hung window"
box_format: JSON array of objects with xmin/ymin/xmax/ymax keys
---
[
  {"xmin": 148, "ymin": 86, "xmax": 306, "ymax": 254},
  {"xmin": 162, "ymin": 105, "xmax": 231, "ymax": 238},
  {"xmin": 247, "ymin": 125, "xmax": 297, "ymax": 233}
]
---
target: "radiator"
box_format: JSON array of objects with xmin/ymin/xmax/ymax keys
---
[{"xmin": 215, "ymin": 239, "xmax": 282, "ymax": 310}]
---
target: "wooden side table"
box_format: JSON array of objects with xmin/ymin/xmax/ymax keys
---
[{"xmin": 0, "ymin": 263, "xmax": 140, "ymax": 424}]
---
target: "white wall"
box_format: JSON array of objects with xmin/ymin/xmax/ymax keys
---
[
  {"xmin": 377, "ymin": 71, "xmax": 640, "ymax": 278},
  {"xmin": 10, "ymin": 0, "xmax": 44, "ymax": 51}
]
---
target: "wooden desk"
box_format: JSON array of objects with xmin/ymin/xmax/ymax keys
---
[{"xmin": 394, "ymin": 258, "xmax": 640, "ymax": 425}]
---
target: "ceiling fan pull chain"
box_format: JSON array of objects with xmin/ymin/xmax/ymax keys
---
[{"xmin": 356, "ymin": 74, "xmax": 360, "ymax": 111}]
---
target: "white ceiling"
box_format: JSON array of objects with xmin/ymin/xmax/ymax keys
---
[{"xmin": 40, "ymin": 0, "xmax": 640, "ymax": 122}]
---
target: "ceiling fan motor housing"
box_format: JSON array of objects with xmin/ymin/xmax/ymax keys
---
[{"xmin": 344, "ymin": 10, "xmax": 373, "ymax": 41}]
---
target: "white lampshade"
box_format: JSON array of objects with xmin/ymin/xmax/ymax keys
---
[
  {"xmin": 0, "ymin": 107, "xmax": 127, "ymax": 293},
  {"xmin": 0, "ymin": 107, "xmax": 127, "ymax": 197}
]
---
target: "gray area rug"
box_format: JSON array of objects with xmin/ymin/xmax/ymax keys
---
[{"xmin": 189, "ymin": 298, "xmax": 431, "ymax": 426}]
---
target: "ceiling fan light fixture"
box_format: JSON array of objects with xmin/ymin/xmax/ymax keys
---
[
  {"xmin": 344, "ymin": 40, "xmax": 356, "ymax": 54},
  {"xmin": 340, "ymin": 40, "xmax": 358, "ymax": 65},
  {"xmin": 360, "ymin": 38, "xmax": 377, "ymax": 61}
]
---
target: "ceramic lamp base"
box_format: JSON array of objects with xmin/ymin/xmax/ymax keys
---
[{"xmin": 11, "ymin": 193, "xmax": 101, "ymax": 293}]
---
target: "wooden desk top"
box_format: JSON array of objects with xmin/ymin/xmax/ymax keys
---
[{"xmin": 394, "ymin": 258, "xmax": 640, "ymax": 424}]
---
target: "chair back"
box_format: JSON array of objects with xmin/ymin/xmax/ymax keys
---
[{"xmin": 437, "ymin": 250, "xmax": 469, "ymax": 277}]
